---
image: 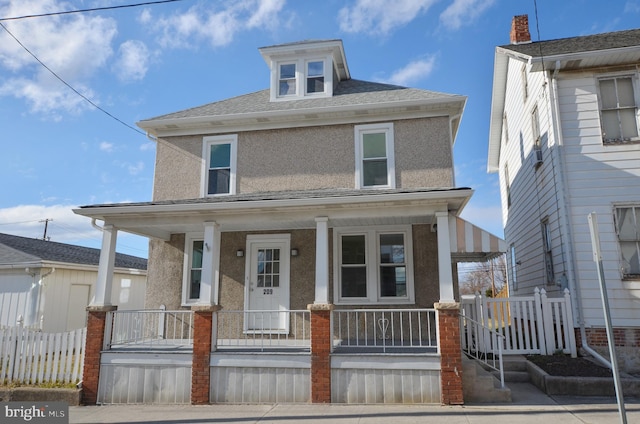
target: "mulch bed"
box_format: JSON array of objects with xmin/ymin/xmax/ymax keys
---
[{"xmin": 526, "ymin": 354, "xmax": 613, "ymax": 377}]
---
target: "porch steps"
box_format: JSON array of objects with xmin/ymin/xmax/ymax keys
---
[
  {"xmin": 493, "ymin": 356, "xmax": 531, "ymax": 383},
  {"xmin": 462, "ymin": 356, "xmax": 511, "ymax": 403}
]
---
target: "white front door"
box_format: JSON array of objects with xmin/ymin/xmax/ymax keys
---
[{"xmin": 245, "ymin": 234, "xmax": 290, "ymax": 333}]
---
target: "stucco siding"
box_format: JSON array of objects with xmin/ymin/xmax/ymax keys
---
[{"xmin": 152, "ymin": 117, "xmax": 454, "ymax": 201}]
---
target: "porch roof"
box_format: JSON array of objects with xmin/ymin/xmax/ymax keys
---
[{"xmin": 74, "ymin": 187, "xmax": 473, "ymax": 241}]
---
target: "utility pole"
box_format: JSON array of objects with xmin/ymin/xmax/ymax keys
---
[{"xmin": 39, "ymin": 218, "xmax": 53, "ymax": 241}]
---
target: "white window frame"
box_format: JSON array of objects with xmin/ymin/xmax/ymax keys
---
[
  {"xmin": 277, "ymin": 61, "xmax": 297, "ymax": 97},
  {"xmin": 354, "ymin": 122, "xmax": 396, "ymax": 189},
  {"xmin": 597, "ymin": 73, "xmax": 640, "ymax": 144},
  {"xmin": 614, "ymin": 205, "xmax": 640, "ymax": 278},
  {"xmin": 201, "ymin": 135, "xmax": 237, "ymax": 197},
  {"xmin": 270, "ymin": 55, "xmax": 332, "ymax": 101},
  {"xmin": 541, "ymin": 218, "xmax": 554, "ymax": 285},
  {"xmin": 182, "ymin": 233, "xmax": 204, "ymax": 306},
  {"xmin": 333, "ymin": 225, "xmax": 414, "ymax": 305}
]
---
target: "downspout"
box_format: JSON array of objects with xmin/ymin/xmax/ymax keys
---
[{"xmin": 549, "ymin": 61, "xmax": 610, "ymax": 367}]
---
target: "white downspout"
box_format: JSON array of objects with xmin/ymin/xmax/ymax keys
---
[{"xmin": 549, "ymin": 61, "xmax": 610, "ymax": 367}]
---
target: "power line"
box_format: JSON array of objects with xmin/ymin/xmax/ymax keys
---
[
  {"xmin": 0, "ymin": 0, "xmax": 185, "ymax": 22},
  {"xmin": 0, "ymin": 21, "xmax": 146, "ymax": 136}
]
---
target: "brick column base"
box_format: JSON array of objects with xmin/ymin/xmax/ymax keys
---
[
  {"xmin": 435, "ymin": 302, "xmax": 463, "ymax": 405},
  {"xmin": 82, "ymin": 305, "xmax": 117, "ymax": 405},
  {"xmin": 191, "ymin": 306, "xmax": 217, "ymax": 405},
  {"xmin": 308, "ymin": 303, "xmax": 333, "ymax": 403}
]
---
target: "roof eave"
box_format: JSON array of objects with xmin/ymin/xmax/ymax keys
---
[{"xmin": 487, "ymin": 50, "xmax": 509, "ymax": 173}]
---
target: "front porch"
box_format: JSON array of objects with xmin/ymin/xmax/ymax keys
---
[{"xmin": 94, "ymin": 307, "xmax": 444, "ymax": 405}]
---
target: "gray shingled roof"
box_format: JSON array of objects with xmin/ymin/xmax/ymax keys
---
[
  {"xmin": 0, "ymin": 233, "xmax": 147, "ymax": 270},
  {"xmin": 140, "ymin": 79, "xmax": 463, "ymax": 122},
  {"xmin": 501, "ymin": 28, "xmax": 640, "ymax": 58}
]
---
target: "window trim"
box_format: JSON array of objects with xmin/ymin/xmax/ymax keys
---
[
  {"xmin": 541, "ymin": 218, "xmax": 555, "ymax": 285},
  {"xmin": 270, "ymin": 55, "xmax": 332, "ymax": 101},
  {"xmin": 333, "ymin": 225, "xmax": 415, "ymax": 305},
  {"xmin": 182, "ymin": 233, "xmax": 204, "ymax": 306},
  {"xmin": 614, "ymin": 204, "xmax": 640, "ymax": 279},
  {"xmin": 201, "ymin": 134, "xmax": 237, "ymax": 197},
  {"xmin": 354, "ymin": 122, "xmax": 396, "ymax": 189},
  {"xmin": 596, "ymin": 73, "xmax": 640, "ymax": 144}
]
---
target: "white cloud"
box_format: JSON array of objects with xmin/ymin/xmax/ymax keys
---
[
  {"xmin": 147, "ymin": 0, "xmax": 286, "ymax": 49},
  {"xmin": 439, "ymin": 0, "xmax": 495, "ymax": 30},
  {"xmin": 100, "ymin": 141, "xmax": 115, "ymax": 152},
  {"xmin": 625, "ymin": 1, "xmax": 640, "ymax": 13},
  {"xmin": 459, "ymin": 204, "xmax": 504, "ymax": 238},
  {"xmin": 127, "ymin": 161, "xmax": 144, "ymax": 176},
  {"xmin": 0, "ymin": 0, "xmax": 117, "ymax": 115},
  {"xmin": 338, "ymin": 0, "xmax": 437, "ymax": 35},
  {"xmin": 140, "ymin": 142, "xmax": 155, "ymax": 152},
  {"xmin": 379, "ymin": 56, "xmax": 437, "ymax": 86},
  {"xmin": 114, "ymin": 40, "xmax": 150, "ymax": 82}
]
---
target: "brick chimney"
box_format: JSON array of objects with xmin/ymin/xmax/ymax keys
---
[{"xmin": 510, "ymin": 15, "xmax": 531, "ymax": 44}]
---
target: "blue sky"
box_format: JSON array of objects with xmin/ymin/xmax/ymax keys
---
[{"xmin": 1, "ymin": 0, "xmax": 639, "ymax": 259}]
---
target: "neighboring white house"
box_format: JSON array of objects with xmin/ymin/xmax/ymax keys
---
[
  {"xmin": 488, "ymin": 15, "xmax": 640, "ymax": 370},
  {"xmin": 0, "ymin": 232, "xmax": 147, "ymax": 332}
]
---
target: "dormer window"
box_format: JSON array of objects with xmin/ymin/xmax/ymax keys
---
[
  {"xmin": 306, "ymin": 60, "xmax": 324, "ymax": 94},
  {"xmin": 278, "ymin": 63, "xmax": 297, "ymax": 96},
  {"xmin": 273, "ymin": 57, "xmax": 329, "ymax": 100},
  {"xmin": 260, "ymin": 40, "xmax": 350, "ymax": 102}
]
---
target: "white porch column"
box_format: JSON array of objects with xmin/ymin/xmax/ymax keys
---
[
  {"xmin": 198, "ymin": 221, "xmax": 221, "ymax": 306},
  {"xmin": 436, "ymin": 211, "xmax": 455, "ymax": 303},
  {"xmin": 314, "ymin": 217, "xmax": 329, "ymax": 304},
  {"xmin": 91, "ymin": 224, "xmax": 117, "ymax": 307}
]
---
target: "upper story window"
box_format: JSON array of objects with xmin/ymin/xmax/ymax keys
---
[
  {"xmin": 272, "ymin": 56, "xmax": 331, "ymax": 100},
  {"xmin": 278, "ymin": 63, "xmax": 297, "ymax": 96},
  {"xmin": 354, "ymin": 123, "xmax": 395, "ymax": 189},
  {"xmin": 614, "ymin": 206, "xmax": 640, "ymax": 278},
  {"xmin": 335, "ymin": 226, "xmax": 414, "ymax": 305},
  {"xmin": 202, "ymin": 135, "xmax": 237, "ymax": 197},
  {"xmin": 598, "ymin": 75, "xmax": 640, "ymax": 144}
]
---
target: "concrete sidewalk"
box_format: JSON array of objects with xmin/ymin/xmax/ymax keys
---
[{"xmin": 70, "ymin": 383, "xmax": 640, "ymax": 424}]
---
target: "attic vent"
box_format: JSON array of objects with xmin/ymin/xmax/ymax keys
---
[
  {"xmin": 405, "ymin": 105, "xmax": 421, "ymax": 111},
  {"xmin": 304, "ymin": 114, "xmax": 319, "ymax": 119},
  {"xmin": 355, "ymin": 110, "xmax": 369, "ymax": 115},
  {"xmin": 256, "ymin": 118, "xmax": 270, "ymax": 123},
  {"xmin": 165, "ymin": 124, "xmax": 178, "ymax": 129}
]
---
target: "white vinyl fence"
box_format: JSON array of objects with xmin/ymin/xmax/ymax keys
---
[
  {"xmin": 461, "ymin": 288, "xmax": 577, "ymax": 357},
  {"xmin": 0, "ymin": 325, "xmax": 86, "ymax": 385}
]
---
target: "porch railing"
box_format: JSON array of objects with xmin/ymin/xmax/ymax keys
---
[
  {"xmin": 105, "ymin": 307, "xmax": 194, "ymax": 349},
  {"xmin": 459, "ymin": 313, "xmax": 505, "ymax": 388},
  {"xmin": 215, "ymin": 310, "xmax": 310, "ymax": 351},
  {"xmin": 332, "ymin": 309, "xmax": 437, "ymax": 353}
]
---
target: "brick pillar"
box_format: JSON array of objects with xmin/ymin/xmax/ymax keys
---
[
  {"xmin": 308, "ymin": 303, "xmax": 333, "ymax": 403},
  {"xmin": 191, "ymin": 306, "xmax": 217, "ymax": 405},
  {"xmin": 435, "ymin": 302, "xmax": 463, "ymax": 405},
  {"xmin": 82, "ymin": 305, "xmax": 116, "ymax": 405}
]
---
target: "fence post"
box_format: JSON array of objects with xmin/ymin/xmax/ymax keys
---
[
  {"xmin": 563, "ymin": 289, "xmax": 577, "ymax": 357},
  {"xmin": 479, "ymin": 293, "xmax": 491, "ymax": 353},
  {"xmin": 158, "ymin": 304, "xmax": 166, "ymax": 340},
  {"xmin": 540, "ymin": 289, "xmax": 555, "ymax": 354},
  {"xmin": 534, "ymin": 288, "xmax": 547, "ymax": 354}
]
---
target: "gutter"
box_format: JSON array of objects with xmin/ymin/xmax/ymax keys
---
[{"xmin": 548, "ymin": 61, "xmax": 611, "ymax": 369}]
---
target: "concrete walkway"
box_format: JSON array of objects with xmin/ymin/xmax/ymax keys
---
[{"xmin": 70, "ymin": 383, "xmax": 640, "ymax": 424}]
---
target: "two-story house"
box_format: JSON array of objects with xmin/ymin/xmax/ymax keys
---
[
  {"xmin": 488, "ymin": 16, "xmax": 640, "ymax": 371},
  {"xmin": 75, "ymin": 39, "xmax": 505, "ymax": 405}
]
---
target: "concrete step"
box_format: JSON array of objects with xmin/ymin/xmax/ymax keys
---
[
  {"xmin": 462, "ymin": 357, "xmax": 512, "ymax": 403},
  {"xmin": 494, "ymin": 370, "xmax": 531, "ymax": 383}
]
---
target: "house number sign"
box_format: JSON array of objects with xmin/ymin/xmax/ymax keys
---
[{"xmin": 263, "ymin": 288, "xmax": 273, "ymax": 295}]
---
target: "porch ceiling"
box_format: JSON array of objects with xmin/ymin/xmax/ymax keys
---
[{"xmin": 74, "ymin": 188, "xmax": 473, "ymax": 241}]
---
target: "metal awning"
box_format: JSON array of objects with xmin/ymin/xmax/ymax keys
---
[{"xmin": 449, "ymin": 217, "xmax": 506, "ymax": 262}]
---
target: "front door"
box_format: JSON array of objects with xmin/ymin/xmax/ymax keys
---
[{"xmin": 245, "ymin": 234, "xmax": 290, "ymax": 333}]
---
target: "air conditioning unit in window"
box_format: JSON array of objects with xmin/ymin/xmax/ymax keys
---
[{"xmin": 533, "ymin": 145, "xmax": 543, "ymax": 168}]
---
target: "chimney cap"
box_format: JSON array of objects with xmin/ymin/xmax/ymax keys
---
[{"xmin": 510, "ymin": 14, "xmax": 532, "ymax": 45}]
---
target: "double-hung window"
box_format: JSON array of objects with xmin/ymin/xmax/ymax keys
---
[
  {"xmin": 306, "ymin": 60, "xmax": 324, "ymax": 94},
  {"xmin": 598, "ymin": 75, "xmax": 640, "ymax": 144},
  {"xmin": 278, "ymin": 63, "xmax": 297, "ymax": 97},
  {"xmin": 354, "ymin": 123, "xmax": 395, "ymax": 189},
  {"xmin": 335, "ymin": 226, "xmax": 414, "ymax": 304},
  {"xmin": 273, "ymin": 57, "xmax": 329, "ymax": 100},
  {"xmin": 183, "ymin": 236, "xmax": 203, "ymax": 305},
  {"xmin": 614, "ymin": 206, "xmax": 640, "ymax": 278},
  {"xmin": 202, "ymin": 135, "xmax": 237, "ymax": 196}
]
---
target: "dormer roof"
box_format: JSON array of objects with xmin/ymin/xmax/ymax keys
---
[{"xmin": 259, "ymin": 39, "xmax": 350, "ymax": 81}]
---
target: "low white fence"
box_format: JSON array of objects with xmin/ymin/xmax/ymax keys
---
[
  {"xmin": 333, "ymin": 309, "xmax": 437, "ymax": 352},
  {"xmin": 0, "ymin": 325, "xmax": 86, "ymax": 384},
  {"xmin": 461, "ymin": 288, "xmax": 576, "ymax": 356},
  {"xmin": 105, "ymin": 308, "xmax": 194, "ymax": 349}
]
